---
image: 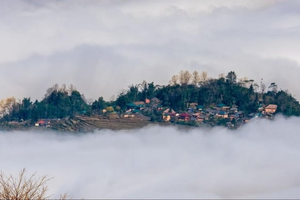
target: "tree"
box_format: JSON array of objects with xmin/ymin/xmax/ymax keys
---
[
  {"xmin": 260, "ymin": 78, "xmax": 266, "ymax": 94},
  {"xmin": 68, "ymin": 84, "xmax": 76, "ymax": 95},
  {"xmin": 127, "ymin": 85, "xmax": 139, "ymax": 102},
  {"xmin": 269, "ymin": 82, "xmax": 278, "ymax": 93},
  {"xmin": 92, "ymin": 97, "xmax": 106, "ymax": 112},
  {"xmin": 0, "ymin": 97, "xmax": 16, "ymax": 117},
  {"xmin": 106, "ymin": 106, "xmax": 114, "ymax": 113},
  {"xmin": 249, "ymin": 84, "xmax": 254, "ymax": 95},
  {"xmin": 70, "ymin": 90, "xmax": 88, "ymax": 116},
  {"xmin": 179, "ymin": 70, "xmax": 192, "ymax": 85},
  {"xmin": 0, "ymin": 169, "xmax": 69, "ymax": 199},
  {"xmin": 147, "ymin": 82, "xmax": 156, "ymax": 98},
  {"xmin": 199, "ymin": 71, "xmax": 209, "ymax": 85},
  {"xmin": 169, "ymin": 75, "xmax": 179, "ymax": 86},
  {"xmin": 192, "ymin": 71, "xmax": 200, "ymax": 86},
  {"xmin": 226, "ymin": 71, "xmax": 237, "ymax": 84},
  {"xmin": 116, "ymin": 92, "xmax": 130, "ymax": 110},
  {"xmin": 238, "ymin": 77, "xmax": 253, "ymax": 88},
  {"xmin": 44, "ymin": 84, "xmax": 59, "ymax": 98},
  {"xmin": 139, "ymin": 80, "xmax": 148, "ymax": 99}
]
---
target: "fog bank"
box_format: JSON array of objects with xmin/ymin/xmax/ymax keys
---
[{"xmin": 1, "ymin": 116, "xmax": 300, "ymax": 199}]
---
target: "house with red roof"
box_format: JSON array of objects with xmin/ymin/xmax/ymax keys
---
[{"xmin": 178, "ymin": 113, "xmax": 191, "ymax": 121}]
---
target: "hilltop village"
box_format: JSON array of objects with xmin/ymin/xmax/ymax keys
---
[
  {"xmin": 0, "ymin": 71, "xmax": 299, "ymax": 132},
  {"xmin": 122, "ymin": 98, "xmax": 277, "ymax": 129},
  {"xmin": 31, "ymin": 98, "xmax": 276, "ymax": 131}
]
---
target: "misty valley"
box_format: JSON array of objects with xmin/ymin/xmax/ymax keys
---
[
  {"xmin": 1, "ymin": 117, "xmax": 300, "ymax": 198},
  {"xmin": 1, "ymin": 0, "xmax": 300, "ymax": 198}
]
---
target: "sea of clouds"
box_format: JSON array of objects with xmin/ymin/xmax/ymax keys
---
[{"xmin": 1, "ymin": 115, "xmax": 300, "ymax": 199}]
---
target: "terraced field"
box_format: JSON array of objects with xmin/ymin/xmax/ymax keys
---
[{"xmin": 49, "ymin": 115, "xmax": 151, "ymax": 132}]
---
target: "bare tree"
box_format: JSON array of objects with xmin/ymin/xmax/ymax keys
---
[
  {"xmin": 68, "ymin": 84, "xmax": 77, "ymax": 95},
  {"xmin": 238, "ymin": 77, "xmax": 254, "ymax": 88},
  {"xmin": 60, "ymin": 84, "xmax": 67, "ymax": 93},
  {"xmin": 192, "ymin": 71, "xmax": 200, "ymax": 86},
  {"xmin": 199, "ymin": 71, "xmax": 209, "ymax": 85},
  {"xmin": 253, "ymin": 83, "xmax": 259, "ymax": 92},
  {"xmin": 0, "ymin": 169, "xmax": 70, "ymax": 200},
  {"xmin": 169, "ymin": 75, "xmax": 179, "ymax": 86},
  {"xmin": 44, "ymin": 84, "xmax": 59, "ymax": 98},
  {"xmin": 179, "ymin": 70, "xmax": 192, "ymax": 85},
  {"xmin": 0, "ymin": 97, "xmax": 16, "ymax": 117},
  {"xmin": 139, "ymin": 80, "xmax": 148, "ymax": 92}
]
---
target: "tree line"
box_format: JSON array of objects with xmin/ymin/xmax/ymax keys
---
[
  {"xmin": 114, "ymin": 70, "xmax": 300, "ymax": 116},
  {"xmin": 0, "ymin": 84, "xmax": 89, "ymax": 123},
  {"xmin": 1, "ymin": 70, "xmax": 300, "ymax": 123}
]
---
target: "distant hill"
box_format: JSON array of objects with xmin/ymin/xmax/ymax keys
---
[{"xmin": 0, "ymin": 71, "xmax": 299, "ymax": 128}]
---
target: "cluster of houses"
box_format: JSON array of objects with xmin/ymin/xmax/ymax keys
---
[
  {"xmin": 163, "ymin": 103, "xmax": 278, "ymax": 128},
  {"xmin": 123, "ymin": 97, "xmax": 162, "ymax": 118},
  {"xmin": 34, "ymin": 97, "xmax": 278, "ymax": 129},
  {"xmin": 122, "ymin": 98, "xmax": 278, "ymax": 128}
]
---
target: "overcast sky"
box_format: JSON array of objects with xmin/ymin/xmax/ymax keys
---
[
  {"xmin": 1, "ymin": 116, "xmax": 300, "ymax": 198},
  {"xmin": 1, "ymin": 0, "xmax": 300, "ymax": 101}
]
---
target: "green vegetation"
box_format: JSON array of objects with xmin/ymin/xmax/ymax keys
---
[
  {"xmin": 115, "ymin": 70, "xmax": 300, "ymax": 117},
  {"xmin": 0, "ymin": 84, "xmax": 90, "ymax": 123},
  {"xmin": 1, "ymin": 71, "xmax": 300, "ymax": 126}
]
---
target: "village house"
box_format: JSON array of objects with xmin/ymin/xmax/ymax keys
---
[
  {"xmin": 197, "ymin": 105, "xmax": 204, "ymax": 111},
  {"xmin": 229, "ymin": 106, "xmax": 238, "ymax": 114},
  {"xmin": 157, "ymin": 105, "xmax": 163, "ymax": 110},
  {"xmin": 192, "ymin": 113, "xmax": 205, "ymax": 122},
  {"xmin": 163, "ymin": 108, "xmax": 176, "ymax": 114},
  {"xmin": 35, "ymin": 119, "xmax": 51, "ymax": 127},
  {"xmin": 216, "ymin": 110, "xmax": 228, "ymax": 118},
  {"xmin": 126, "ymin": 103, "xmax": 137, "ymax": 110},
  {"xmin": 126, "ymin": 101, "xmax": 145, "ymax": 113},
  {"xmin": 229, "ymin": 113, "xmax": 238, "ymax": 121},
  {"xmin": 145, "ymin": 98, "xmax": 150, "ymax": 104},
  {"xmin": 134, "ymin": 101, "xmax": 145, "ymax": 106},
  {"xmin": 123, "ymin": 112, "xmax": 135, "ymax": 118},
  {"xmin": 188, "ymin": 102, "xmax": 198, "ymax": 109},
  {"xmin": 217, "ymin": 103, "xmax": 230, "ymax": 111},
  {"xmin": 163, "ymin": 113, "xmax": 171, "ymax": 122},
  {"xmin": 163, "ymin": 113, "xmax": 177, "ymax": 122},
  {"xmin": 265, "ymin": 104, "xmax": 278, "ymax": 114},
  {"xmin": 178, "ymin": 113, "xmax": 191, "ymax": 121},
  {"xmin": 162, "ymin": 108, "xmax": 177, "ymax": 122},
  {"xmin": 242, "ymin": 117, "xmax": 250, "ymax": 123},
  {"xmin": 149, "ymin": 97, "xmax": 162, "ymax": 110}
]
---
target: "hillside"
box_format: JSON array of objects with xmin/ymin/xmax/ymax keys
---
[{"xmin": 1, "ymin": 70, "xmax": 300, "ymax": 131}]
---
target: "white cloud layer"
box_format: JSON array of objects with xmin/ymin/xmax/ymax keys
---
[
  {"xmin": 1, "ymin": 0, "xmax": 300, "ymax": 101},
  {"xmin": 1, "ymin": 116, "xmax": 300, "ymax": 199}
]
